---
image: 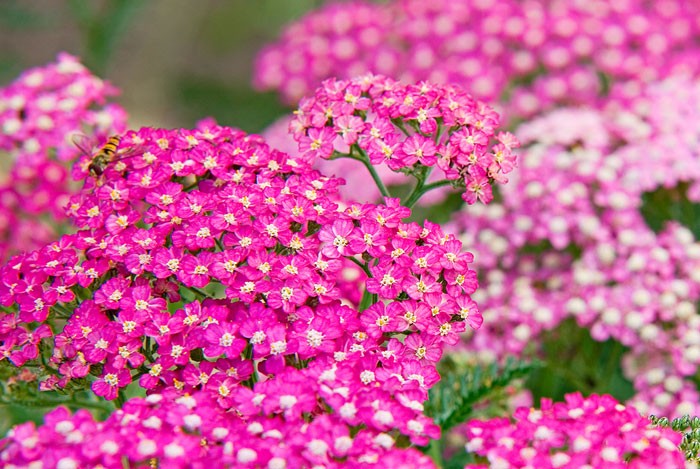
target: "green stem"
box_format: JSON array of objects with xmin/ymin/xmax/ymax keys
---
[
  {"xmin": 402, "ymin": 166, "xmax": 431, "ymax": 208},
  {"xmin": 114, "ymin": 390, "xmax": 126, "ymax": 408},
  {"xmin": 1, "ymin": 395, "xmax": 114, "ymax": 412},
  {"xmin": 390, "ymin": 118, "xmax": 412, "ymax": 137},
  {"xmin": 403, "ymin": 179, "xmax": 454, "ymax": 208},
  {"xmin": 51, "ymin": 302, "xmax": 75, "ymax": 319},
  {"xmin": 425, "ymin": 439, "xmax": 444, "ymax": 468},
  {"xmin": 347, "ymin": 254, "xmax": 376, "ymax": 310},
  {"xmin": 142, "ymin": 337, "xmax": 156, "ymax": 363},
  {"xmin": 347, "ymin": 146, "xmax": 391, "ymax": 198},
  {"xmin": 347, "ymin": 256, "xmax": 371, "ymax": 277},
  {"xmin": 183, "ymin": 285, "xmax": 209, "ymax": 299},
  {"xmin": 38, "ymin": 341, "xmax": 60, "ymax": 376},
  {"xmin": 358, "ymin": 288, "xmax": 377, "ymax": 311}
]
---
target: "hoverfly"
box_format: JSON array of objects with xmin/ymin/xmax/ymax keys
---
[{"xmin": 72, "ymin": 134, "xmax": 137, "ymax": 177}]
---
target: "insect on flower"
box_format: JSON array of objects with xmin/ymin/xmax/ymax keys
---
[{"xmin": 72, "ymin": 133, "xmax": 138, "ymax": 177}]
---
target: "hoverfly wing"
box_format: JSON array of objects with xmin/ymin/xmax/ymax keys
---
[{"xmin": 71, "ymin": 133, "xmax": 96, "ymax": 157}]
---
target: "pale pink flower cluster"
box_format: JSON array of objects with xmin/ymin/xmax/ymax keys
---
[
  {"xmin": 610, "ymin": 75, "xmax": 700, "ymax": 197},
  {"xmin": 255, "ymin": 0, "xmax": 700, "ymax": 119},
  {"xmin": 453, "ymin": 78, "xmax": 700, "ymax": 418},
  {"xmin": 0, "ymin": 53, "xmax": 127, "ymax": 260}
]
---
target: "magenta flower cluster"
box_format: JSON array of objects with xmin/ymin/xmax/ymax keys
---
[
  {"xmin": 291, "ymin": 74, "xmax": 518, "ymax": 204},
  {"xmin": 464, "ymin": 393, "xmax": 684, "ymax": 468},
  {"xmin": 0, "ymin": 112, "xmax": 497, "ymax": 464},
  {"xmin": 255, "ymin": 0, "xmax": 700, "ymax": 118},
  {"xmin": 3, "ymin": 1, "xmax": 700, "ymax": 460},
  {"xmin": 0, "ymin": 53, "xmax": 127, "ymax": 261},
  {"xmin": 1, "ymin": 393, "xmax": 436, "ymax": 467}
]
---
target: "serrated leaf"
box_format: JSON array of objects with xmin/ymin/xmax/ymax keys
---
[{"xmin": 425, "ymin": 357, "xmax": 541, "ymax": 432}]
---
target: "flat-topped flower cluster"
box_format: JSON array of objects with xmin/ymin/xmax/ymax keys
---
[
  {"xmin": 0, "ymin": 110, "xmax": 493, "ymax": 465},
  {"xmin": 291, "ymin": 74, "xmax": 518, "ymax": 204},
  {"xmin": 464, "ymin": 393, "xmax": 684, "ymax": 468}
]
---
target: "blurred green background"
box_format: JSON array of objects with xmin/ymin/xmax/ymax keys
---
[{"xmin": 0, "ymin": 0, "xmax": 323, "ymax": 133}]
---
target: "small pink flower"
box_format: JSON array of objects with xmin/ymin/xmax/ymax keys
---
[{"xmin": 92, "ymin": 366, "xmax": 131, "ymax": 400}]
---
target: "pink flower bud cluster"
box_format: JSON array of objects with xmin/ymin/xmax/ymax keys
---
[
  {"xmin": 453, "ymin": 92, "xmax": 700, "ymax": 417},
  {"xmin": 255, "ymin": 0, "xmax": 700, "ymax": 118},
  {"xmin": 0, "ymin": 393, "xmax": 435, "ymax": 468},
  {"xmin": 0, "ymin": 120, "xmax": 487, "ymax": 463},
  {"xmin": 291, "ymin": 74, "xmax": 518, "ymax": 204},
  {"xmin": 463, "ymin": 393, "xmax": 684, "ymax": 468},
  {"xmin": 0, "ymin": 53, "xmax": 127, "ymax": 260}
]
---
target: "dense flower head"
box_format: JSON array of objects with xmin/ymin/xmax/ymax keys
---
[
  {"xmin": 0, "ymin": 393, "xmax": 437, "ymax": 468},
  {"xmin": 255, "ymin": 0, "xmax": 700, "ymax": 118},
  {"xmin": 0, "ymin": 52, "xmax": 127, "ymax": 260},
  {"xmin": 464, "ymin": 393, "xmax": 685, "ymax": 468},
  {"xmin": 291, "ymin": 74, "xmax": 518, "ymax": 204},
  {"xmin": 453, "ymin": 97, "xmax": 700, "ymax": 417},
  {"xmin": 0, "ymin": 121, "xmax": 484, "ymax": 460},
  {"xmin": 610, "ymin": 75, "xmax": 700, "ymax": 198}
]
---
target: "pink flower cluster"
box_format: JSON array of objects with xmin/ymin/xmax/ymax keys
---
[
  {"xmin": 255, "ymin": 0, "xmax": 700, "ymax": 118},
  {"xmin": 291, "ymin": 74, "xmax": 518, "ymax": 204},
  {"xmin": 611, "ymin": 75, "xmax": 700, "ymax": 198},
  {"xmin": 453, "ymin": 83, "xmax": 700, "ymax": 417},
  {"xmin": 0, "ymin": 393, "xmax": 435, "ymax": 467},
  {"xmin": 464, "ymin": 393, "xmax": 684, "ymax": 468},
  {"xmin": 0, "ymin": 53, "xmax": 127, "ymax": 261},
  {"xmin": 0, "ymin": 118, "xmax": 494, "ymax": 464},
  {"xmin": 264, "ymin": 115, "xmax": 449, "ymax": 205}
]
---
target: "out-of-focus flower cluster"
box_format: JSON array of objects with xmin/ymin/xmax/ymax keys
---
[
  {"xmin": 291, "ymin": 74, "xmax": 518, "ymax": 204},
  {"xmin": 255, "ymin": 0, "xmax": 700, "ymax": 118},
  {"xmin": 0, "ymin": 114, "xmax": 501, "ymax": 465},
  {"xmin": 611, "ymin": 75, "xmax": 700, "ymax": 198},
  {"xmin": 0, "ymin": 53, "xmax": 127, "ymax": 261},
  {"xmin": 464, "ymin": 393, "xmax": 685, "ymax": 468},
  {"xmin": 454, "ymin": 76, "xmax": 700, "ymax": 418},
  {"xmin": 0, "ymin": 393, "xmax": 436, "ymax": 468}
]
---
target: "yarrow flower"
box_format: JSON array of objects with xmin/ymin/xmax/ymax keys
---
[
  {"xmin": 291, "ymin": 74, "xmax": 518, "ymax": 204},
  {"xmin": 0, "ymin": 393, "xmax": 437, "ymax": 467},
  {"xmin": 0, "ymin": 118, "xmax": 485, "ymax": 464},
  {"xmin": 454, "ymin": 92, "xmax": 700, "ymax": 418},
  {"xmin": 255, "ymin": 0, "xmax": 700, "ymax": 118},
  {"xmin": 0, "ymin": 52, "xmax": 127, "ymax": 260},
  {"xmin": 463, "ymin": 393, "xmax": 685, "ymax": 468}
]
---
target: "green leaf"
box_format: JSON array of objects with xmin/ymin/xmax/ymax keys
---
[
  {"xmin": 641, "ymin": 182, "xmax": 700, "ymax": 238},
  {"xmin": 425, "ymin": 356, "xmax": 541, "ymax": 432},
  {"xmin": 525, "ymin": 318, "xmax": 635, "ymax": 402},
  {"xmin": 650, "ymin": 414, "xmax": 700, "ymax": 462}
]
